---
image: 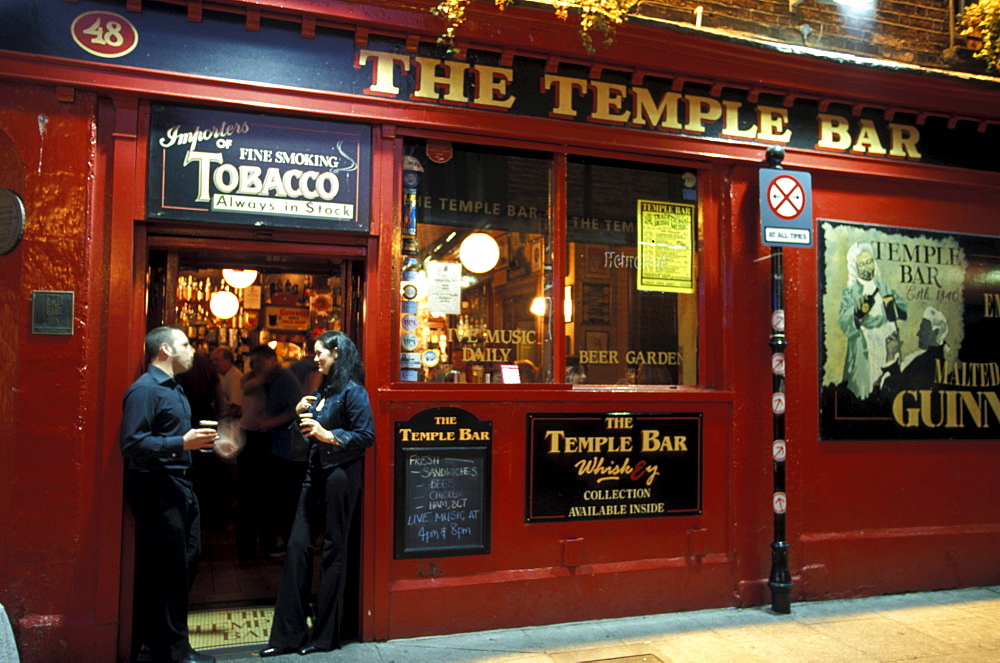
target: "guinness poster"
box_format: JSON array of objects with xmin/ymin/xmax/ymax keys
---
[{"xmin": 819, "ymin": 221, "xmax": 1000, "ymax": 440}]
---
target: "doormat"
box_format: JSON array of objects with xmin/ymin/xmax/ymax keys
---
[{"xmin": 189, "ymin": 606, "xmax": 273, "ymax": 650}]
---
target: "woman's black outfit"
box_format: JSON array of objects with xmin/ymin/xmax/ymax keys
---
[{"xmin": 267, "ymin": 379, "xmax": 374, "ymax": 653}]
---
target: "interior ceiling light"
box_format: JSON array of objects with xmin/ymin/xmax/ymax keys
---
[
  {"xmin": 459, "ymin": 232, "xmax": 500, "ymax": 273},
  {"xmin": 209, "ymin": 290, "xmax": 240, "ymax": 319},
  {"xmin": 530, "ymin": 296, "xmax": 548, "ymax": 317},
  {"xmin": 222, "ymin": 268, "xmax": 258, "ymax": 289}
]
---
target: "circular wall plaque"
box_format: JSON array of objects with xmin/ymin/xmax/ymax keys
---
[{"xmin": 0, "ymin": 190, "xmax": 25, "ymax": 255}]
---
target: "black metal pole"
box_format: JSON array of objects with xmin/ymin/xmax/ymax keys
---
[{"xmin": 765, "ymin": 146, "xmax": 792, "ymax": 614}]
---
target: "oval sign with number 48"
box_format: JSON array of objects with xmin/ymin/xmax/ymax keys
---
[{"xmin": 72, "ymin": 11, "xmax": 139, "ymax": 59}]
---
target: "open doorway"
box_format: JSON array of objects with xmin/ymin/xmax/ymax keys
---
[{"xmin": 142, "ymin": 236, "xmax": 366, "ymax": 651}]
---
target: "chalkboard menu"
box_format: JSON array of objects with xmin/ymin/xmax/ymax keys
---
[{"xmin": 394, "ymin": 407, "xmax": 492, "ymax": 559}]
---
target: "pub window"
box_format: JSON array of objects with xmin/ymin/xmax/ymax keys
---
[
  {"xmin": 566, "ymin": 157, "xmax": 698, "ymax": 386},
  {"xmin": 400, "ymin": 139, "xmax": 553, "ymax": 383},
  {"xmin": 398, "ymin": 140, "xmax": 699, "ymax": 386}
]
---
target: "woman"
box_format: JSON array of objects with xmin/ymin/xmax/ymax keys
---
[{"xmin": 260, "ymin": 330, "xmax": 374, "ymax": 657}]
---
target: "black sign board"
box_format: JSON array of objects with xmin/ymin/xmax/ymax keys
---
[
  {"xmin": 527, "ymin": 412, "xmax": 702, "ymax": 522},
  {"xmin": 31, "ymin": 291, "xmax": 74, "ymax": 336},
  {"xmin": 148, "ymin": 104, "xmax": 371, "ymax": 231},
  {"xmin": 394, "ymin": 407, "xmax": 492, "ymax": 558}
]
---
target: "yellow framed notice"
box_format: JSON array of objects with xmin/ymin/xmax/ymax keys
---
[{"xmin": 636, "ymin": 200, "xmax": 695, "ymax": 293}]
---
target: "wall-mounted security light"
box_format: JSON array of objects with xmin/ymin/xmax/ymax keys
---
[{"xmin": 790, "ymin": 0, "xmax": 874, "ymax": 10}]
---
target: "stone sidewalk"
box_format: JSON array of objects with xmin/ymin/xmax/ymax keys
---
[{"xmin": 214, "ymin": 585, "xmax": 1000, "ymax": 662}]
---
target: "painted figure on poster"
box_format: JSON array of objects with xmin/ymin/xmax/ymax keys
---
[
  {"xmin": 876, "ymin": 307, "xmax": 948, "ymax": 403},
  {"xmin": 838, "ymin": 242, "xmax": 909, "ymax": 400},
  {"xmin": 873, "ymin": 323, "xmax": 903, "ymax": 403},
  {"xmin": 899, "ymin": 306, "xmax": 949, "ymax": 389}
]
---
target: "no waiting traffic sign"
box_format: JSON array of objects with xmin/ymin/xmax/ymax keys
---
[
  {"xmin": 768, "ymin": 175, "xmax": 806, "ymax": 219},
  {"xmin": 760, "ymin": 168, "xmax": 813, "ymax": 247}
]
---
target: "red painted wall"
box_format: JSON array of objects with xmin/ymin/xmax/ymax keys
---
[
  {"xmin": 717, "ymin": 158, "xmax": 1000, "ymax": 606},
  {"xmin": 785, "ymin": 166, "xmax": 1000, "ymax": 598},
  {"xmin": 0, "ymin": 83, "xmax": 122, "ymax": 662},
  {"xmin": 379, "ymin": 395, "xmax": 741, "ymax": 638},
  {"xmin": 375, "ymin": 155, "xmax": 1000, "ymax": 639}
]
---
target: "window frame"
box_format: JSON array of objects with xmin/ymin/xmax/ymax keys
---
[{"xmin": 392, "ymin": 126, "xmax": 719, "ymax": 390}]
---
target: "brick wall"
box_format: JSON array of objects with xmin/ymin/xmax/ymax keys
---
[{"xmin": 634, "ymin": 0, "xmax": 966, "ymax": 70}]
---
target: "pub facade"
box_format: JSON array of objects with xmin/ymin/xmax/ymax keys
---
[{"xmin": 1, "ymin": 0, "xmax": 998, "ymax": 660}]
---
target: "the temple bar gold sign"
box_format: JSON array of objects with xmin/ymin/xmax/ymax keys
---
[{"xmin": 636, "ymin": 200, "xmax": 695, "ymax": 294}]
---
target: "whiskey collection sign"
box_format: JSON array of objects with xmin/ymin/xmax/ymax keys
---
[{"xmin": 527, "ymin": 412, "xmax": 702, "ymax": 522}]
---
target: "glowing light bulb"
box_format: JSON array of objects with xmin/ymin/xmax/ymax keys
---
[
  {"xmin": 530, "ymin": 296, "xmax": 548, "ymax": 317},
  {"xmin": 222, "ymin": 269, "xmax": 258, "ymax": 289},
  {"xmin": 459, "ymin": 233, "xmax": 500, "ymax": 273},
  {"xmin": 209, "ymin": 290, "xmax": 239, "ymax": 319}
]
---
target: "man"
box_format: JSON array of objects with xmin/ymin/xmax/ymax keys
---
[
  {"xmin": 120, "ymin": 326, "xmax": 218, "ymax": 663},
  {"xmin": 288, "ymin": 347, "xmax": 322, "ymax": 397},
  {"xmin": 210, "ymin": 345, "xmax": 243, "ymax": 420},
  {"xmin": 236, "ymin": 345, "xmax": 301, "ymax": 558},
  {"xmin": 838, "ymin": 242, "xmax": 909, "ymax": 400},
  {"xmin": 874, "ymin": 323, "xmax": 903, "ymax": 404},
  {"xmin": 176, "ymin": 345, "xmax": 218, "ymax": 428},
  {"xmin": 189, "ymin": 345, "xmax": 243, "ymax": 530}
]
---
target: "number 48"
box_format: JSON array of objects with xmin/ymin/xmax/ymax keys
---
[{"xmin": 81, "ymin": 18, "xmax": 125, "ymax": 47}]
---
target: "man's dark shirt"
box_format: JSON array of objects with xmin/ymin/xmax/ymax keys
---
[{"xmin": 120, "ymin": 364, "xmax": 192, "ymax": 471}]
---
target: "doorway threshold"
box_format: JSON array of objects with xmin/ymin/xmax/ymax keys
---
[{"xmin": 189, "ymin": 605, "xmax": 273, "ymax": 651}]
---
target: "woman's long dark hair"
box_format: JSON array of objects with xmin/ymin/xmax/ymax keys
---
[{"xmin": 316, "ymin": 330, "xmax": 364, "ymax": 396}]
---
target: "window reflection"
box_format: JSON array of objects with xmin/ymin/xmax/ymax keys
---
[
  {"xmin": 566, "ymin": 157, "xmax": 699, "ymax": 386},
  {"xmin": 397, "ymin": 141, "xmax": 699, "ymax": 387},
  {"xmin": 401, "ymin": 140, "xmax": 552, "ymax": 383}
]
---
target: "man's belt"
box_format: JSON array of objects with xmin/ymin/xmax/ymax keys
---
[{"xmin": 132, "ymin": 467, "xmax": 188, "ymax": 477}]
